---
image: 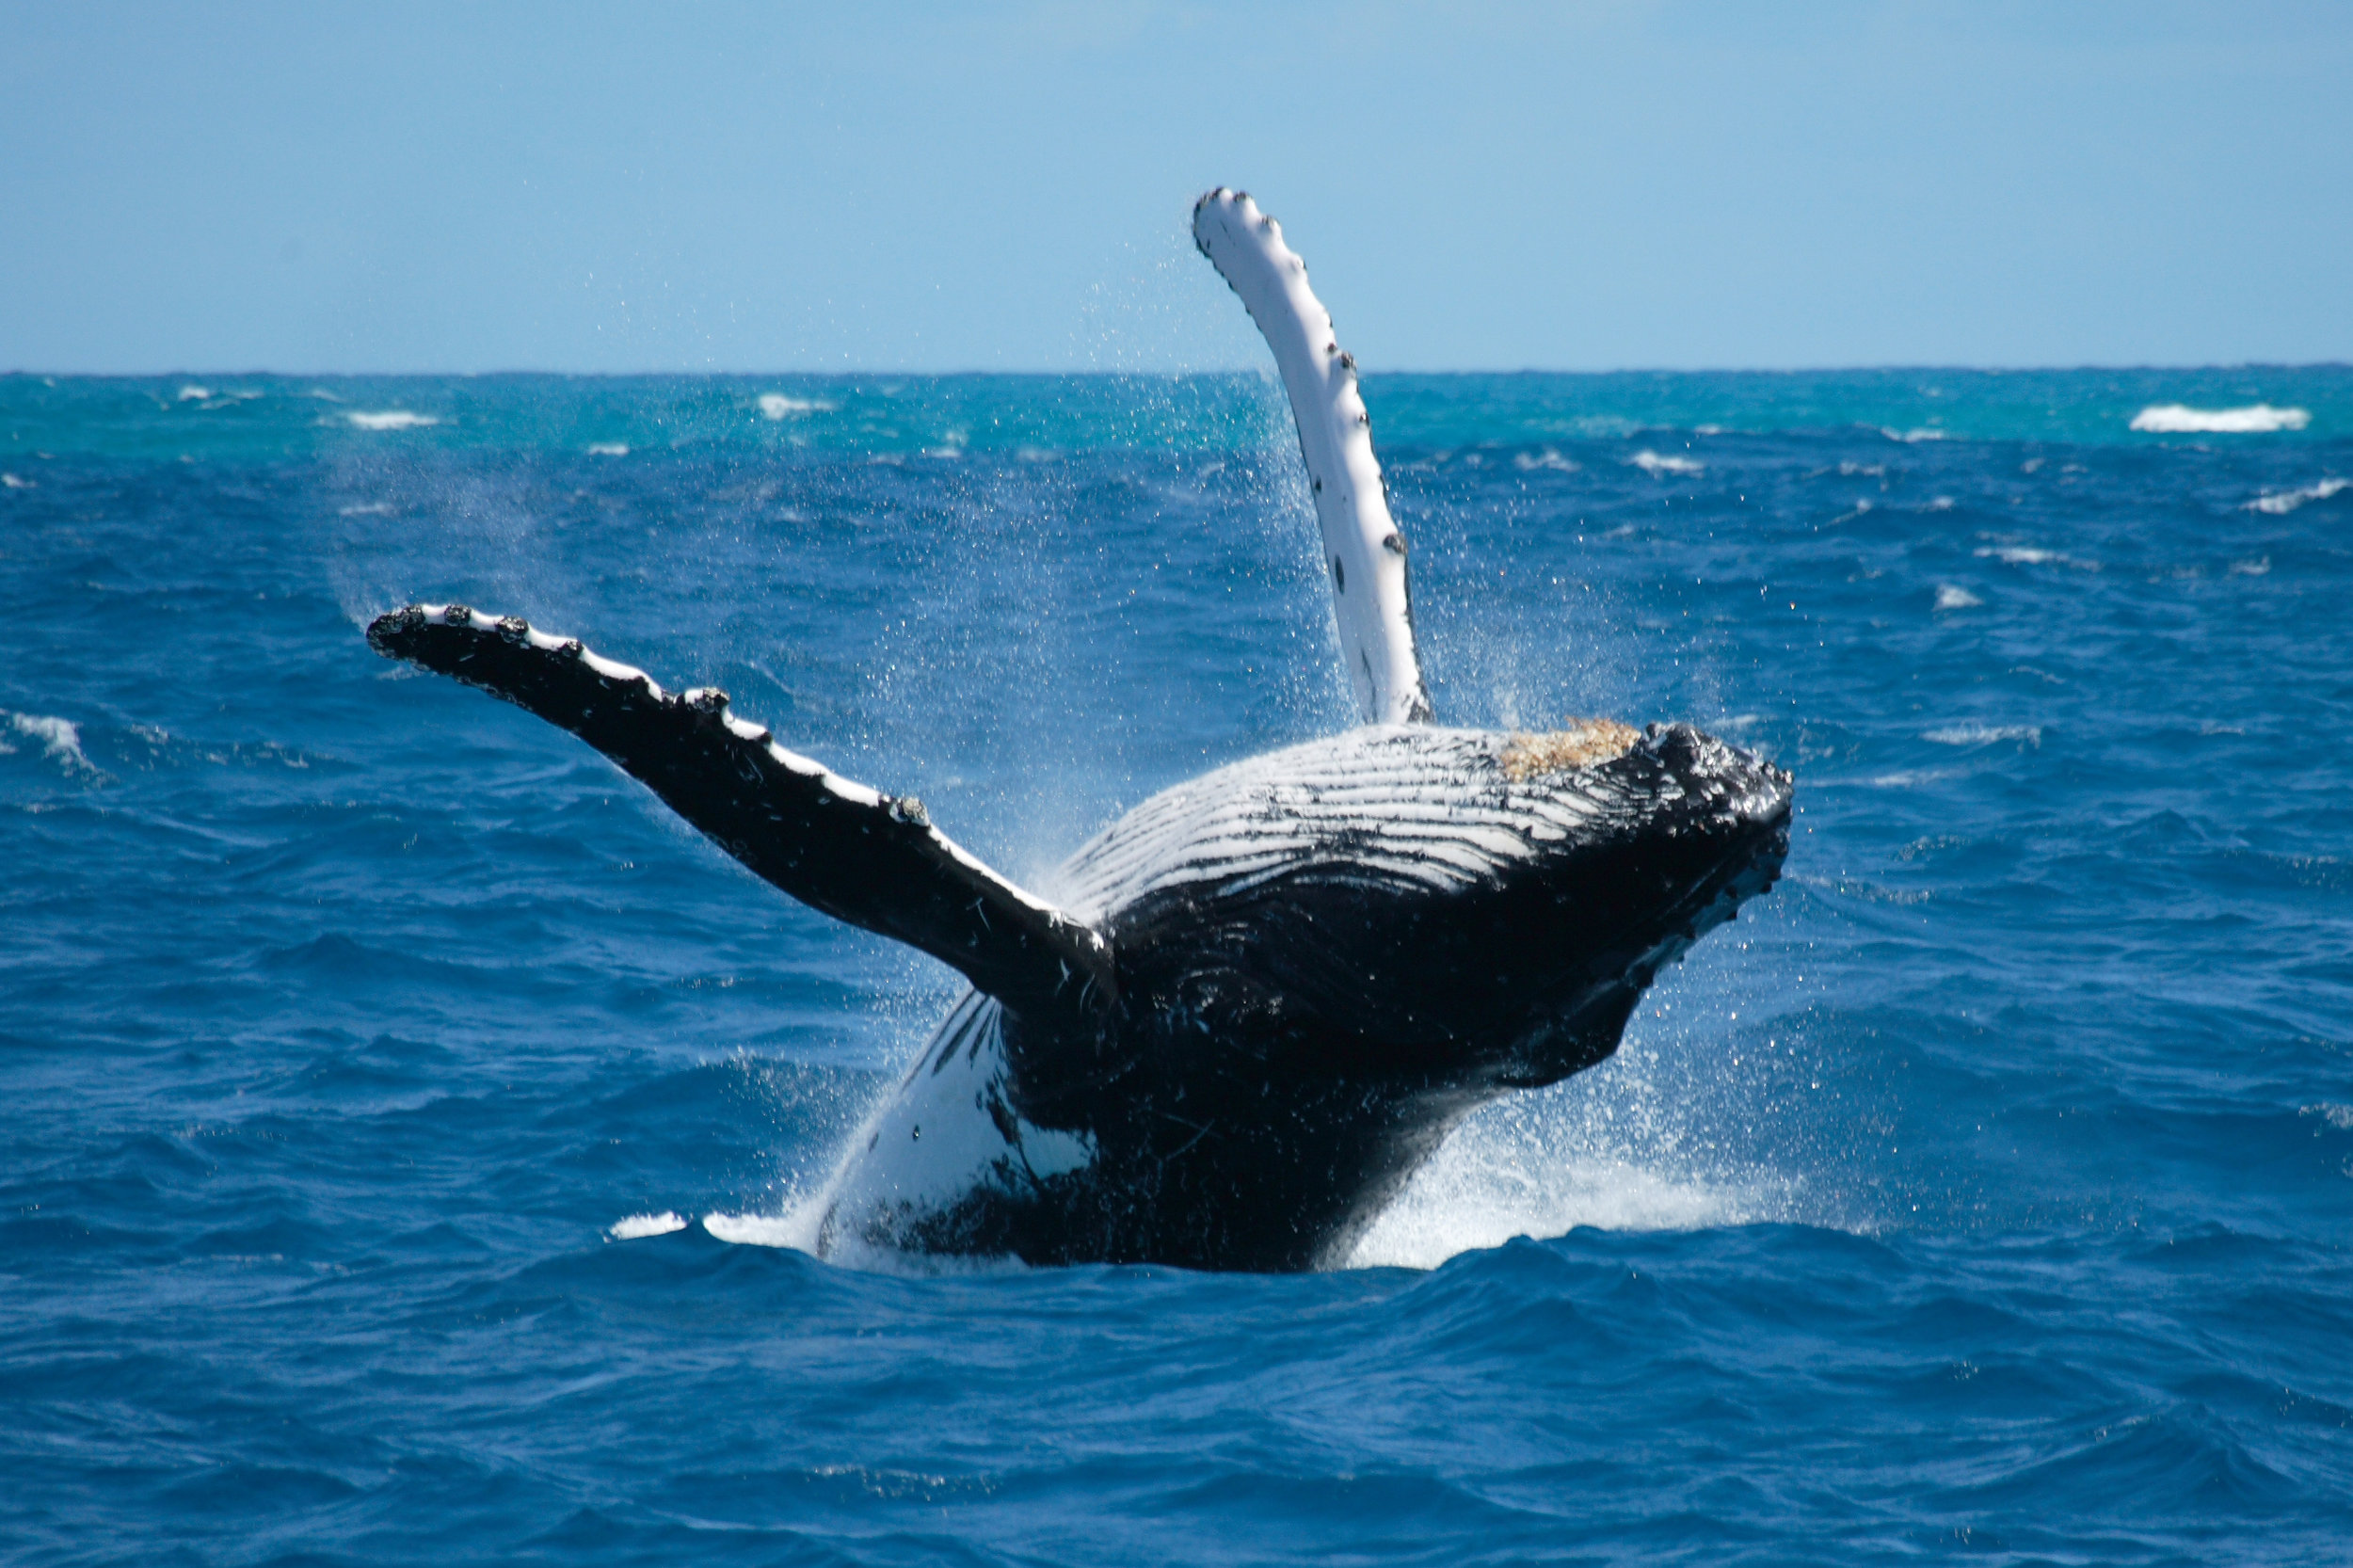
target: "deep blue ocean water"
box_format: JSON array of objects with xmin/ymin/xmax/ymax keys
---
[{"xmin": 4, "ymin": 368, "xmax": 2350, "ymax": 1563}]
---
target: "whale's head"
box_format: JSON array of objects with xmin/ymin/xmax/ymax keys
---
[
  {"xmin": 1464, "ymin": 719, "xmax": 1793, "ymax": 1087},
  {"xmin": 1062, "ymin": 720, "xmax": 1790, "ymax": 1096}
]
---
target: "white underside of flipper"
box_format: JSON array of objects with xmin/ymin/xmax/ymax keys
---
[{"xmin": 1193, "ymin": 188, "xmax": 1433, "ymax": 726}]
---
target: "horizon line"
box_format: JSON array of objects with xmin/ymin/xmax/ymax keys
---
[{"xmin": 6, "ymin": 361, "xmax": 2351, "ymax": 381}]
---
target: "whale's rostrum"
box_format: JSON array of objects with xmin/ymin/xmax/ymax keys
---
[{"xmin": 366, "ymin": 191, "xmax": 1792, "ymax": 1272}]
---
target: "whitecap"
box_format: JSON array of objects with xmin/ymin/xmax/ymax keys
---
[
  {"xmin": 1513, "ymin": 448, "xmax": 1579, "ymax": 472},
  {"xmin": 2230, "ymin": 557, "xmax": 2272, "ymax": 576},
  {"xmin": 1934, "ymin": 585, "xmax": 1981, "ymax": 610},
  {"xmin": 1, "ymin": 473, "xmax": 32, "ymax": 490},
  {"xmin": 1880, "ymin": 426, "xmax": 1947, "ymax": 443},
  {"xmin": 1629, "ymin": 450, "xmax": 1704, "ymax": 476},
  {"xmin": 6, "ymin": 711, "xmax": 100, "ymax": 775},
  {"xmin": 2302, "ymin": 1104, "xmax": 2353, "ymax": 1131},
  {"xmin": 2131, "ymin": 403, "xmax": 2310, "ymax": 434},
  {"xmin": 1974, "ymin": 544, "xmax": 2093, "ymax": 569},
  {"xmin": 607, "ymin": 1211, "xmax": 687, "ymax": 1240},
  {"xmin": 2245, "ymin": 477, "xmax": 2346, "ymax": 515},
  {"xmin": 757, "ymin": 393, "xmax": 834, "ymax": 420},
  {"xmin": 344, "ymin": 410, "xmax": 440, "ymax": 431},
  {"xmin": 1924, "ymin": 724, "xmax": 2041, "ymax": 746},
  {"xmin": 175, "ymin": 384, "xmax": 211, "ymax": 402},
  {"xmin": 336, "ymin": 502, "xmax": 395, "ymax": 518},
  {"xmin": 585, "ymin": 442, "xmax": 630, "ymax": 457}
]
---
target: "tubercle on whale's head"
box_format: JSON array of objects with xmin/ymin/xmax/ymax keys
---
[
  {"xmin": 1502, "ymin": 718, "xmax": 1789, "ymax": 821},
  {"xmin": 1638, "ymin": 721, "xmax": 1795, "ymax": 833}
]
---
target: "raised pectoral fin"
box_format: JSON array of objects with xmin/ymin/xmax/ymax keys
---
[
  {"xmin": 367, "ymin": 604, "xmax": 1114, "ymax": 1021},
  {"xmin": 1193, "ymin": 188, "xmax": 1433, "ymax": 726}
]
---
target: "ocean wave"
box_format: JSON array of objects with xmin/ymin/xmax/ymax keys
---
[
  {"xmin": 2230, "ymin": 556, "xmax": 2271, "ymax": 576},
  {"xmin": 1629, "ymin": 450, "xmax": 1704, "ymax": 476},
  {"xmin": 585, "ymin": 442, "xmax": 630, "ymax": 457},
  {"xmin": 3, "ymin": 710, "xmax": 102, "ymax": 776},
  {"xmin": 344, "ymin": 410, "xmax": 440, "ymax": 432},
  {"xmin": 176, "ymin": 384, "xmax": 211, "ymax": 402},
  {"xmin": 1976, "ymin": 544, "xmax": 2094, "ymax": 569},
  {"xmin": 2130, "ymin": 403, "xmax": 2311, "ymax": 434},
  {"xmin": 1879, "ymin": 426, "xmax": 1947, "ymax": 443},
  {"xmin": 2245, "ymin": 477, "xmax": 2346, "ymax": 515},
  {"xmin": 2, "ymin": 472, "xmax": 33, "ymax": 489},
  {"xmin": 758, "ymin": 393, "xmax": 835, "ymax": 420},
  {"xmin": 1513, "ymin": 447, "xmax": 1579, "ymax": 472},
  {"xmin": 607, "ymin": 1211, "xmax": 687, "ymax": 1240},
  {"xmin": 1934, "ymin": 584, "xmax": 1982, "ymax": 610},
  {"xmin": 1924, "ymin": 724, "xmax": 2041, "ymax": 747}
]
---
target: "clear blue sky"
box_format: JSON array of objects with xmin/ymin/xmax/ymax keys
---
[{"xmin": 4, "ymin": 2, "xmax": 2347, "ymax": 374}]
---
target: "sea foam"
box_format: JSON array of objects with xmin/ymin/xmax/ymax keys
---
[
  {"xmin": 344, "ymin": 410, "xmax": 440, "ymax": 432},
  {"xmin": 607, "ymin": 1211, "xmax": 687, "ymax": 1240},
  {"xmin": 1514, "ymin": 448, "xmax": 1579, "ymax": 472},
  {"xmin": 1629, "ymin": 450, "xmax": 1704, "ymax": 476},
  {"xmin": 2246, "ymin": 477, "xmax": 2347, "ymax": 515},
  {"xmin": 758, "ymin": 393, "xmax": 835, "ymax": 421},
  {"xmin": 2130, "ymin": 403, "xmax": 2311, "ymax": 434},
  {"xmin": 4, "ymin": 711, "xmax": 98, "ymax": 775},
  {"xmin": 1924, "ymin": 724, "xmax": 2041, "ymax": 747}
]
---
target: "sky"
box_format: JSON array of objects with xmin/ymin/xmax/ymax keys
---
[{"xmin": 3, "ymin": 2, "xmax": 2348, "ymax": 374}]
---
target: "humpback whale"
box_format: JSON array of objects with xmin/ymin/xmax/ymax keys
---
[{"xmin": 367, "ymin": 189, "xmax": 1792, "ymax": 1272}]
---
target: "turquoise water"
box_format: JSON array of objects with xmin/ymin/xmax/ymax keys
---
[
  {"xmin": 3, "ymin": 369, "xmax": 2349, "ymax": 1562},
  {"xmin": 7, "ymin": 365, "xmax": 2350, "ymax": 462}
]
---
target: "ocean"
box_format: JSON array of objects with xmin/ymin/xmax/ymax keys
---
[{"xmin": 4, "ymin": 367, "xmax": 2349, "ymax": 1563}]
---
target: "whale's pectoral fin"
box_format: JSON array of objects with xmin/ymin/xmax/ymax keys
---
[
  {"xmin": 1193, "ymin": 187, "xmax": 1433, "ymax": 727},
  {"xmin": 367, "ymin": 604, "xmax": 1115, "ymax": 1021}
]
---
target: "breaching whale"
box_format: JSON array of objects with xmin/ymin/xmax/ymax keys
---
[{"xmin": 367, "ymin": 189, "xmax": 1792, "ymax": 1272}]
